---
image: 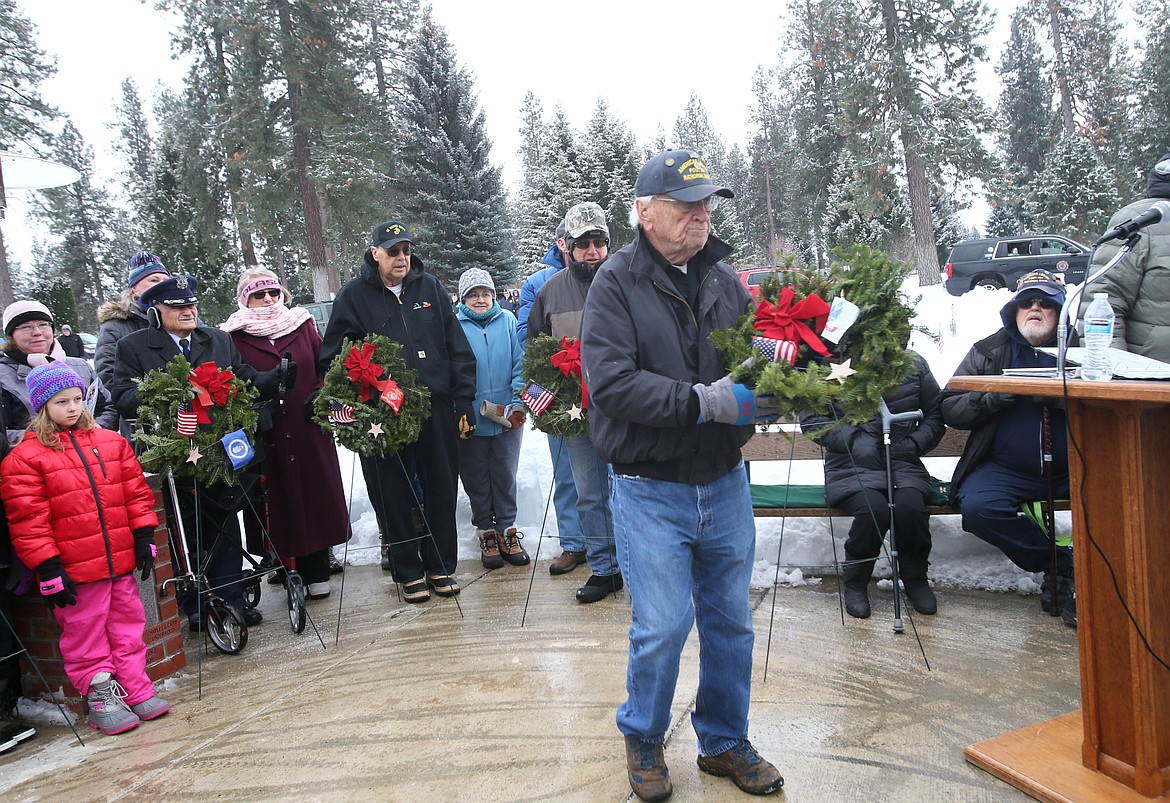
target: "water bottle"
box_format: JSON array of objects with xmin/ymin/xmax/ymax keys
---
[{"xmin": 1081, "ymin": 293, "xmax": 1115, "ymax": 382}]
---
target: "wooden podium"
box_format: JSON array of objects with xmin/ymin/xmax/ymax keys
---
[{"xmin": 948, "ymin": 376, "xmax": 1170, "ymax": 800}]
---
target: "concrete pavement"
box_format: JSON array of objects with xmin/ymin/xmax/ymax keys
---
[{"xmin": 1, "ymin": 561, "xmax": 1080, "ymax": 801}]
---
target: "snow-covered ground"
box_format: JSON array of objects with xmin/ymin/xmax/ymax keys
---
[{"xmin": 333, "ymin": 277, "xmax": 1070, "ymax": 596}]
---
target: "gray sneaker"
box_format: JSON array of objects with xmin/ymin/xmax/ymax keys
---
[
  {"xmin": 87, "ymin": 672, "xmax": 140, "ymax": 735},
  {"xmin": 129, "ymin": 695, "xmax": 171, "ymax": 721}
]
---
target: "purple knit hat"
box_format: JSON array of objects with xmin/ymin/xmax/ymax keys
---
[{"xmin": 26, "ymin": 363, "xmax": 85, "ymax": 413}]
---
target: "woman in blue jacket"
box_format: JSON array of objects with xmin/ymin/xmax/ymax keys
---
[{"xmin": 456, "ymin": 268, "xmax": 530, "ymax": 569}]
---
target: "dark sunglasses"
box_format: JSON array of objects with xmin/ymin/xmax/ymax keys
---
[
  {"xmin": 1015, "ymin": 296, "xmax": 1059, "ymax": 311},
  {"xmin": 572, "ymin": 237, "xmax": 609, "ymax": 251},
  {"xmin": 382, "ymin": 244, "xmax": 412, "ymax": 257},
  {"xmin": 250, "ymin": 289, "xmax": 283, "ymax": 301}
]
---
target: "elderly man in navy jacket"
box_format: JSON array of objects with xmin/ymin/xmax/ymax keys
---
[{"xmin": 581, "ymin": 150, "xmax": 784, "ymax": 801}]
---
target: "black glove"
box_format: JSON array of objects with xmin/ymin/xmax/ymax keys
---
[
  {"xmin": 279, "ymin": 352, "xmax": 298, "ymax": 399},
  {"xmin": 36, "ymin": 557, "xmax": 77, "ymax": 609},
  {"xmin": 133, "ymin": 527, "xmax": 157, "ymax": 580},
  {"xmin": 304, "ymin": 388, "xmax": 320, "ymax": 424},
  {"xmin": 456, "ymin": 399, "xmax": 476, "ymax": 440}
]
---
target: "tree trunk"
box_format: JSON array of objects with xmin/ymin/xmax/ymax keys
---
[
  {"xmin": 0, "ymin": 226, "xmax": 15, "ymax": 308},
  {"xmin": 902, "ymin": 135, "xmax": 941, "ymax": 285},
  {"xmin": 276, "ymin": 0, "xmax": 330, "ymax": 301},
  {"xmin": 1047, "ymin": 2, "xmax": 1076, "ymax": 135},
  {"xmin": 212, "ymin": 24, "xmax": 258, "ymax": 267}
]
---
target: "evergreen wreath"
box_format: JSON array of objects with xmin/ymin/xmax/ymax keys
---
[
  {"xmin": 709, "ymin": 244, "xmax": 919, "ymax": 426},
  {"xmin": 519, "ymin": 333, "xmax": 590, "ymax": 439},
  {"xmin": 133, "ymin": 355, "xmax": 259, "ymax": 487},
  {"xmin": 312, "ymin": 335, "xmax": 431, "ymax": 457}
]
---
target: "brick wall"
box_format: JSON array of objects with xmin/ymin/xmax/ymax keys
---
[{"xmin": 13, "ymin": 474, "xmax": 187, "ymax": 713}]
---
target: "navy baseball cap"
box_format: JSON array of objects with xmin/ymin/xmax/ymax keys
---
[{"xmin": 635, "ymin": 149, "xmax": 734, "ymax": 203}]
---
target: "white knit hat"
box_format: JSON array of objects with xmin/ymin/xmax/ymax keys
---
[{"xmin": 458, "ymin": 268, "xmax": 495, "ymax": 302}]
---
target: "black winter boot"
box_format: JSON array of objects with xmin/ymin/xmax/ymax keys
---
[
  {"xmin": 897, "ymin": 555, "xmax": 937, "ymax": 615},
  {"xmin": 841, "ymin": 561, "xmax": 872, "ymax": 619}
]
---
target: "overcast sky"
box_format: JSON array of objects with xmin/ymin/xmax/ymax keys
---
[{"xmin": 4, "ymin": 0, "xmax": 1032, "ymax": 266}]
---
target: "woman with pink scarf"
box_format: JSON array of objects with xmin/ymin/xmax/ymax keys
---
[{"xmin": 222, "ymin": 269, "xmax": 350, "ymax": 599}]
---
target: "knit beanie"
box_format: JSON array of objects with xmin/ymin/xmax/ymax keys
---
[
  {"xmin": 127, "ymin": 250, "xmax": 171, "ymax": 289},
  {"xmin": 27, "ymin": 363, "xmax": 85, "ymax": 413},
  {"xmin": 1148, "ymin": 153, "xmax": 1170, "ymax": 200},
  {"xmin": 2, "ymin": 300, "xmax": 54, "ymax": 337},
  {"xmin": 458, "ymin": 268, "xmax": 495, "ymax": 302}
]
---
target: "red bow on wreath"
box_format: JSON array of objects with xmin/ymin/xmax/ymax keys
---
[
  {"xmin": 550, "ymin": 336, "xmax": 588, "ymax": 409},
  {"xmin": 754, "ymin": 287, "xmax": 832, "ymax": 358},
  {"xmin": 345, "ymin": 343, "xmax": 389, "ymax": 402},
  {"xmin": 189, "ymin": 362, "xmax": 237, "ymax": 424}
]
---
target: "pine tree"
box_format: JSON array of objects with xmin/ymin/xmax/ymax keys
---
[
  {"xmin": 29, "ymin": 122, "xmax": 122, "ymax": 325},
  {"xmin": 829, "ymin": 0, "xmax": 994, "ymax": 285},
  {"xmin": 985, "ymin": 203, "xmax": 1022, "ymax": 237},
  {"xmin": 1125, "ymin": 3, "xmax": 1170, "ymax": 190},
  {"xmin": 580, "ymin": 100, "xmax": 641, "ymax": 250},
  {"xmin": 1024, "ymin": 134, "xmax": 1115, "ymax": 242},
  {"xmin": 395, "ymin": 12, "xmax": 516, "ymax": 289},
  {"xmin": 995, "ymin": 12, "xmax": 1052, "ymax": 193},
  {"xmin": 0, "ymin": 0, "xmax": 59, "ymax": 306}
]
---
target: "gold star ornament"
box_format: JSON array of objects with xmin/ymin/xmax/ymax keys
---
[
  {"xmin": 186, "ymin": 447, "xmax": 203, "ymax": 465},
  {"xmin": 827, "ymin": 359, "xmax": 857, "ymax": 384},
  {"xmin": 368, "ymin": 422, "xmax": 384, "ymax": 438},
  {"xmin": 567, "ymin": 404, "xmax": 583, "ymax": 421}
]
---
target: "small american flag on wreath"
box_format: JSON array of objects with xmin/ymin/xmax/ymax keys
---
[
  {"xmin": 329, "ymin": 401, "xmax": 357, "ymax": 424},
  {"xmin": 521, "ymin": 382, "xmax": 555, "ymax": 416},
  {"xmin": 176, "ymin": 402, "xmax": 198, "ymax": 437}
]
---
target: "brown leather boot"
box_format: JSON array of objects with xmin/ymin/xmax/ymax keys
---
[
  {"xmin": 549, "ymin": 550, "xmax": 586, "ymax": 575},
  {"xmin": 625, "ymin": 736, "xmax": 672, "ymax": 801}
]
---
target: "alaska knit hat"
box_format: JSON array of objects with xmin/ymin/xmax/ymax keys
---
[
  {"xmin": 27, "ymin": 363, "xmax": 85, "ymax": 413},
  {"xmin": 127, "ymin": 250, "xmax": 170, "ymax": 289},
  {"xmin": 2, "ymin": 300, "xmax": 54, "ymax": 337},
  {"xmin": 458, "ymin": 268, "xmax": 495, "ymax": 302}
]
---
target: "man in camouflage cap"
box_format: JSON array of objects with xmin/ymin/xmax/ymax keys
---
[{"xmin": 528, "ymin": 202, "xmax": 622, "ymax": 605}]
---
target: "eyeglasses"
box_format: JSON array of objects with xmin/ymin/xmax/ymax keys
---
[
  {"xmin": 381, "ymin": 244, "xmax": 412, "ymax": 257},
  {"xmin": 249, "ymin": 289, "xmax": 283, "ymax": 301},
  {"xmin": 464, "ymin": 289, "xmax": 494, "ymax": 300},
  {"xmin": 1016, "ymin": 297, "xmax": 1059, "ymax": 311},
  {"xmin": 13, "ymin": 321, "xmax": 52, "ymax": 334},
  {"xmin": 654, "ymin": 194, "xmax": 723, "ymax": 213},
  {"xmin": 572, "ymin": 237, "xmax": 609, "ymax": 252}
]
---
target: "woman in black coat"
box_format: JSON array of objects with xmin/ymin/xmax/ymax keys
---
[{"xmin": 800, "ymin": 352, "xmax": 944, "ymax": 620}]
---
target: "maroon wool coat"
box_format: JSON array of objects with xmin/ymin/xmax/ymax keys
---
[{"xmin": 230, "ymin": 319, "xmax": 350, "ymax": 557}]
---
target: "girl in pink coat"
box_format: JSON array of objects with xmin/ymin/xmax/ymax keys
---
[{"xmin": 1, "ymin": 363, "xmax": 170, "ymax": 735}]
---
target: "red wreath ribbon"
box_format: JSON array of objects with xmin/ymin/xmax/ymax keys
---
[
  {"xmin": 189, "ymin": 362, "xmax": 237, "ymax": 423},
  {"xmin": 345, "ymin": 343, "xmax": 390, "ymax": 402},
  {"xmin": 754, "ymin": 287, "xmax": 832, "ymax": 357},
  {"xmin": 550, "ymin": 336, "xmax": 588, "ymax": 408}
]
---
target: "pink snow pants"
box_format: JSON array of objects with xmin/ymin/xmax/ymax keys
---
[{"xmin": 52, "ymin": 574, "xmax": 154, "ymax": 705}]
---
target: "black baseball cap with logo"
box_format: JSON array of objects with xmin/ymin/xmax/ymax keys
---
[{"xmin": 372, "ymin": 221, "xmax": 413, "ymax": 249}]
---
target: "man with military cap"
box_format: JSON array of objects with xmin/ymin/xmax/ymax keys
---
[
  {"xmin": 529, "ymin": 202, "xmax": 621, "ymax": 604},
  {"xmin": 320, "ymin": 221, "xmax": 477, "ymax": 604},
  {"xmin": 110, "ymin": 274, "xmax": 292, "ymax": 631},
  {"xmin": 581, "ymin": 150, "xmax": 784, "ymax": 800}
]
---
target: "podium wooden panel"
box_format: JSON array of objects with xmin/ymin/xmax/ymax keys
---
[{"xmin": 948, "ymin": 376, "xmax": 1170, "ymax": 800}]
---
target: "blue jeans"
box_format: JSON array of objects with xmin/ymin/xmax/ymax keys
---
[
  {"xmin": 957, "ymin": 461, "xmax": 1072, "ymax": 573},
  {"xmin": 547, "ymin": 434, "xmax": 584, "ymax": 552},
  {"xmin": 564, "ymin": 435, "xmax": 618, "ymax": 577},
  {"xmin": 613, "ymin": 464, "xmax": 755, "ymax": 755}
]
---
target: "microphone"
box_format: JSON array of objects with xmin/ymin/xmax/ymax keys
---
[{"xmin": 1094, "ymin": 200, "xmax": 1170, "ymax": 246}]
